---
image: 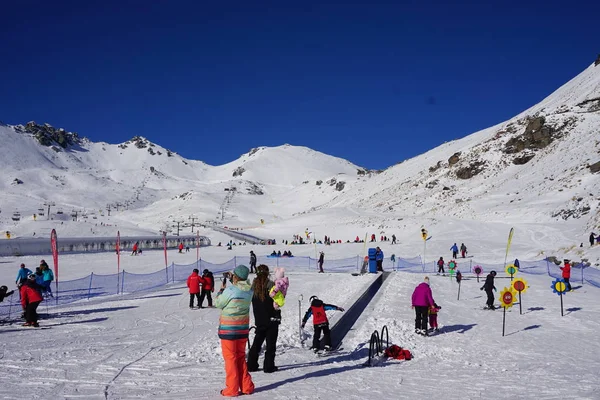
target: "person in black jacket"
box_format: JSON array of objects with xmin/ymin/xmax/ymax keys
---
[
  {"xmin": 480, "ymin": 271, "xmax": 497, "ymax": 309},
  {"xmin": 591, "ymin": 232, "xmax": 596, "ymax": 247},
  {"xmin": 247, "ymin": 264, "xmax": 281, "ymax": 373},
  {"xmin": 0, "ymin": 285, "xmax": 15, "ymax": 302},
  {"xmin": 249, "ymin": 251, "xmax": 257, "ymax": 273}
]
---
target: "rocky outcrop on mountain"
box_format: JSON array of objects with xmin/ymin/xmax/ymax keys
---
[
  {"xmin": 503, "ymin": 116, "xmax": 554, "ymax": 154},
  {"xmin": 595, "ymin": 54, "xmax": 600, "ymax": 67},
  {"xmin": 455, "ymin": 160, "xmax": 485, "ymax": 179},
  {"xmin": 14, "ymin": 121, "xmax": 81, "ymax": 149},
  {"xmin": 590, "ymin": 161, "xmax": 600, "ymax": 174},
  {"xmin": 448, "ymin": 152, "xmax": 461, "ymax": 166},
  {"xmin": 233, "ymin": 166, "xmax": 245, "ymax": 177}
]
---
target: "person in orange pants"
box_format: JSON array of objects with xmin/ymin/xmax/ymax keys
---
[{"xmin": 215, "ymin": 265, "xmax": 254, "ymax": 396}]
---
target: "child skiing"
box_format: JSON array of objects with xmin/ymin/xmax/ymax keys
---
[
  {"xmin": 301, "ymin": 296, "xmax": 344, "ymax": 352},
  {"xmin": 269, "ymin": 267, "xmax": 289, "ymax": 310},
  {"xmin": 437, "ymin": 257, "xmax": 445, "ymax": 275},
  {"xmin": 560, "ymin": 260, "xmax": 572, "ymax": 291},
  {"xmin": 428, "ymin": 304, "xmax": 441, "ymax": 333},
  {"xmin": 450, "ymin": 243, "xmax": 459, "ymax": 259},
  {"xmin": 481, "ymin": 271, "xmax": 497, "ymax": 309},
  {"xmin": 460, "ymin": 243, "xmax": 467, "ymax": 258}
]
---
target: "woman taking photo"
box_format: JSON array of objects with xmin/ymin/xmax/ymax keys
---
[{"xmin": 247, "ymin": 264, "xmax": 281, "ymax": 373}]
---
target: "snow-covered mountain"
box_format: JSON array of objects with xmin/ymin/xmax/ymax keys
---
[{"xmin": 1, "ymin": 60, "xmax": 599, "ymax": 263}]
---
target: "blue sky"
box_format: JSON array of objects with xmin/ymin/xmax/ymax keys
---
[{"xmin": 1, "ymin": 1, "xmax": 598, "ymax": 170}]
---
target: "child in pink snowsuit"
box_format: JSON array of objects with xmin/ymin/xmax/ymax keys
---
[
  {"xmin": 428, "ymin": 304, "xmax": 441, "ymax": 332},
  {"xmin": 270, "ymin": 267, "xmax": 289, "ymax": 310}
]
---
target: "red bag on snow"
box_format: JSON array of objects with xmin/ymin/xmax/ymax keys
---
[{"xmin": 384, "ymin": 345, "xmax": 412, "ymax": 361}]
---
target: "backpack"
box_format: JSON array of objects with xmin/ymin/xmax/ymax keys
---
[{"xmin": 384, "ymin": 345, "xmax": 412, "ymax": 361}]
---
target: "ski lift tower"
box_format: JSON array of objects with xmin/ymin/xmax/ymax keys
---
[{"xmin": 43, "ymin": 201, "xmax": 55, "ymax": 220}]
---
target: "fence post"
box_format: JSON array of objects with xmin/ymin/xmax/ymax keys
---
[
  {"xmin": 172, "ymin": 262, "xmax": 175, "ymax": 283},
  {"xmin": 121, "ymin": 270, "xmax": 125, "ymax": 294},
  {"xmin": 88, "ymin": 273, "xmax": 94, "ymax": 300},
  {"xmin": 234, "ymin": 256, "xmax": 237, "ymax": 268}
]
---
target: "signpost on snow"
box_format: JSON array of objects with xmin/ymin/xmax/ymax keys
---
[
  {"xmin": 551, "ymin": 278, "xmax": 568, "ymax": 316},
  {"xmin": 421, "ymin": 228, "xmax": 428, "ymax": 272},
  {"xmin": 117, "ymin": 231, "xmax": 121, "ymax": 294},
  {"xmin": 298, "ymin": 294, "xmax": 304, "ymax": 345},
  {"xmin": 473, "ymin": 265, "xmax": 483, "ymax": 283},
  {"xmin": 499, "ymin": 287, "xmax": 517, "ymax": 336},
  {"xmin": 448, "ymin": 260, "xmax": 456, "ymax": 280},
  {"xmin": 511, "ymin": 277, "xmax": 528, "ymax": 315}
]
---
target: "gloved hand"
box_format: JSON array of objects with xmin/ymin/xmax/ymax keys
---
[
  {"xmin": 480, "ymin": 287, "xmax": 484, "ymax": 291},
  {"xmin": 339, "ymin": 307, "xmax": 345, "ymax": 312},
  {"xmin": 301, "ymin": 323, "xmax": 305, "ymax": 329},
  {"xmin": 494, "ymin": 288, "xmax": 497, "ymax": 292}
]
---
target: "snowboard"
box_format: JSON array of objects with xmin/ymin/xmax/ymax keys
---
[{"xmin": 315, "ymin": 342, "xmax": 344, "ymax": 356}]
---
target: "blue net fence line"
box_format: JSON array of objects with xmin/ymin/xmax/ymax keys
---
[{"xmin": 2, "ymin": 256, "xmax": 598, "ymax": 321}]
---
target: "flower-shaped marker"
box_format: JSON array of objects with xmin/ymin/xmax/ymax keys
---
[
  {"xmin": 473, "ymin": 265, "xmax": 483, "ymax": 276},
  {"xmin": 505, "ymin": 264, "xmax": 518, "ymax": 277},
  {"xmin": 499, "ymin": 287, "xmax": 517, "ymax": 308},
  {"xmin": 551, "ymin": 278, "xmax": 567, "ymax": 296},
  {"xmin": 511, "ymin": 278, "xmax": 528, "ymax": 294}
]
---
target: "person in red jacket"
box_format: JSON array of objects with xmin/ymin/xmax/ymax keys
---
[
  {"xmin": 20, "ymin": 274, "xmax": 43, "ymax": 327},
  {"xmin": 178, "ymin": 242, "xmax": 184, "ymax": 253},
  {"xmin": 412, "ymin": 276, "xmax": 438, "ymax": 336},
  {"xmin": 560, "ymin": 260, "xmax": 572, "ymax": 291},
  {"xmin": 199, "ymin": 269, "xmax": 214, "ymax": 308},
  {"xmin": 301, "ymin": 296, "xmax": 344, "ymax": 352},
  {"xmin": 187, "ymin": 268, "xmax": 202, "ymax": 309}
]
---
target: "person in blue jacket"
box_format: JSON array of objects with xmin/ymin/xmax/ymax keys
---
[
  {"xmin": 450, "ymin": 243, "xmax": 459, "ymax": 259},
  {"xmin": 375, "ymin": 247, "xmax": 384, "ymax": 272},
  {"xmin": 15, "ymin": 263, "xmax": 32, "ymax": 286}
]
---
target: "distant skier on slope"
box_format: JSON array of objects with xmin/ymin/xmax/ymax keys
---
[
  {"xmin": 481, "ymin": 271, "xmax": 497, "ymax": 310},
  {"xmin": 460, "ymin": 243, "xmax": 467, "ymax": 258},
  {"xmin": 450, "ymin": 243, "xmax": 459, "ymax": 259}
]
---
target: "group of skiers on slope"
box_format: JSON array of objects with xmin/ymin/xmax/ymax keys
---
[
  {"xmin": 204, "ymin": 262, "xmax": 343, "ymax": 396},
  {"xmin": 186, "ymin": 269, "xmax": 215, "ymax": 308},
  {"xmin": 0, "ymin": 261, "xmax": 55, "ymax": 327}
]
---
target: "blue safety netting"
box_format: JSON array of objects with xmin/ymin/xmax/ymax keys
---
[{"xmin": 2, "ymin": 255, "xmax": 598, "ymax": 322}]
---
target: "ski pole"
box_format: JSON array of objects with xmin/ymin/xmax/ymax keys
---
[{"xmin": 298, "ymin": 294, "xmax": 304, "ymax": 344}]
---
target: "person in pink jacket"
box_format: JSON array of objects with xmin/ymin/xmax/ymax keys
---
[{"xmin": 411, "ymin": 276, "xmax": 438, "ymax": 336}]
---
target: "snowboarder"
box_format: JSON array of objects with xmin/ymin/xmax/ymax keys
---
[
  {"xmin": 481, "ymin": 271, "xmax": 497, "ymax": 309},
  {"xmin": 301, "ymin": 296, "xmax": 344, "ymax": 352},
  {"xmin": 187, "ymin": 268, "xmax": 202, "ymax": 309},
  {"xmin": 590, "ymin": 232, "xmax": 596, "ymax": 247},
  {"xmin": 437, "ymin": 257, "xmax": 445, "ymax": 275},
  {"xmin": 391, "ymin": 234, "xmax": 396, "ymax": 245},
  {"xmin": 375, "ymin": 247, "xmax": 384, "ymax": 272},
  {"xmin": 215, "ymin": 265, "xmax": 254, "ymax": 396},
  {"xmin": 560, "ymin": 260, "xmax": 572, "ymax": 291},
  {"xmin": 412, "ymin": 276, "xmax": 437, "ymax": 336},
  {"xmin": 247, "ymin": 264, "xmax": 281, "ymax": 374},
  {"xmin": 450, "ymin": 243, "xmax": 459, "ymax": 259},
  {"xmin": 199, "ymin": 269, "xmax": 214, "ymax": 307},
  {"xmin": 460, "ymin": 243, "xmax": 467, "ymax": 258},
  {"xmin": 318, "ymin": 252, "xmax": 324, "ymax": 273},
  {"xmin": 249, "ymin": 251, "xmax": 257, "ymax": 273}
]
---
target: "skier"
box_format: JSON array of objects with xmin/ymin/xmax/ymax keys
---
[
  {"xmin": 590, "ymin": 232, "xmax": 596, "ymax": 247},
  {"xmin": 450, "ymin": 243, "xmax": 459, "ymax": 259},
  {"xmin": 411, "ymin": 276, "xmax": 437, "ymax": 336},
  {"xmin": 40, "ymin": 260, "xmax": 54, "ymax": 297},
  {"xmin": 391, "ymin": 234, "xmax": 396, "ymax": 245},
  {"xmin": 375, "ymin": 247, "xmax": 384, "ymax": 272},
  {"xmin": 187, "ymin": 268, "xmax": 202, "ymax": 309},
  {"xmin": 428, "ymin": 303, "xmax": 441, "ymax": 333},
  {"xmin": 132, "ymin": 242, "xmax": 139, "ymax": 256},
  {"xmin": 178, "ymin": 242, "xmax": 184, "ymax": 253},
  {"xmin": 249, "ymin": 251, "xmax": 257, "ymax": 273},
  {"xmin": 318, "ymin": 252, "xmax": 324, "ymax": 273},
  {"xmin": 20, "ymin": 274, "xmax": 43, "ymax": 327},
  {"xmin": 560, "ymin": 260, "xmax": 572, "ymax": 291},
  {"xmin": 301, "ymin": 296, "xmax": 344, "ymax": 352},
  {"xmin": 199, "ymin": 269, "xmax": 215, "ymax": 307},
  {"xmin": 480, "ymin": 271, "xmax": 497, "ymax": 310},
  {"xmin": 247, "ymin": 264, "xmax": 281, "ymax": 373},
  {"xmin": 371, "ymin": 234, "xmax": 376, "ymax": 242},
  {"xmin": 437, "ymin": 257, "xmax": 445, "ymax": 275},
  {"xmin": 460, "ymin": 243, "xmax": 467, "ymax": 258}
]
